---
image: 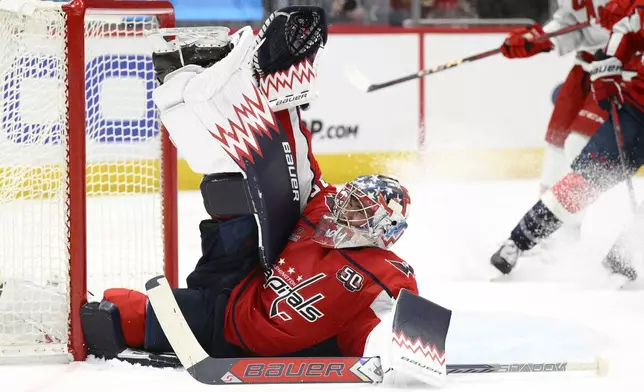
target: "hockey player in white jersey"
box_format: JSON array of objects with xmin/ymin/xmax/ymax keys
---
[
  {"xmin": 500, "ymin": 0, "xmax": 614, "ymax": 240},
  {"xmin": 491, "ymin": 0, "xmax": 642, "ymax": 281}
]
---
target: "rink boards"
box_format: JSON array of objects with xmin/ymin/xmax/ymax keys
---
[{"xmin": 1, "ymin": 26, "xmax": 585, "ymax": 192}]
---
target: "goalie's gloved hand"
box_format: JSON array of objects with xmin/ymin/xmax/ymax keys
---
[
  {"xmin": 500, "ymin": 23, "xmax": 553, "ymax": 59},
  {"xmin": 590, "ymin": 56, "xmax": 624, "ymax": 111},
  {"xmin": 152, "ymin": 41, "xmax": 233, "ymax": 84}
]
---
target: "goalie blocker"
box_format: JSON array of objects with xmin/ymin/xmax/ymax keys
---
[{"xmin": 365, "ymin": 289, "xmax": 452, "ymax": 386}]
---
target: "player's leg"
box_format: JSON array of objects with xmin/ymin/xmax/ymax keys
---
[
  {"xmin": 82, "ymin": 175, "xmax": 260, "ymax": 358},
  {"xmin": 152, "ymin": 9, "xmax": 326, "ymax": 270},
  {"xmin": 541, "ymin": 55, "xmax": 593, "ymax": 194},
  {"xmin": 490, "ymin": 102, "xmax": 644, "ymax": 275},
  {"xmin": 598, "ymin": 104, "xmax": 644, "ymax": 283},
  {"xmin": 144, "ymin": 213, "xmax": 259, "ymax": 357},
  {"xmin": 557, "ymin": 95, "xmax": 609, "ymax": 236},
  {"xmin": 570, "ymin": 104, "xmax": 644, "ymax": 284},
  {"xmin": 540, "ymin": 144, "xmax": 568, "ymax": 195},
  {"xmin": 539, "ymin": 55, "xmax": 607, "ymax": 243}
]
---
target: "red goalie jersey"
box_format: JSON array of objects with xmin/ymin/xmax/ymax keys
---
[{"xmin": 224, "ymin": 184, "xmax": 419, "ymax": 357}]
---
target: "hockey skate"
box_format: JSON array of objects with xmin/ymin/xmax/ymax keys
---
[
  {"xmin": 601, "ymin": 246, "xmax": 638, "ymax": 286},
  {"xmin": 490, "ymin": 240, "xmax": 521, "ymax": 275}
]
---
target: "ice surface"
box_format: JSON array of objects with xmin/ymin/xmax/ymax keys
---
[{"xmin": 3, "ymin": 179, "xmax": 644, "ymax": 392}]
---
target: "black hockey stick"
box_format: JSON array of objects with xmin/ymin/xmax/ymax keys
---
[
  {"xmin": 346, "ymin": 21, "xmax": 590, "ymax": 93},
  {"xmin": 145, "ymin": 275, "xmax": 606, "ymax": 385},
  {"xmin": 611, "ymin": 99, "xmax": 637, "ymax": 211},
  {"xmin": 595, "ymin": 100, "xmax": 640, "ymax": 285}
]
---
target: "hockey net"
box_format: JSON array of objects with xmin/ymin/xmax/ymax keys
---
[{"xmin": 0, "ymin": 0, "xmax": 177, "ymax": 362}]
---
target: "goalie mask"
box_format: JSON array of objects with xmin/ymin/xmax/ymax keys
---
[
  {"xmin": 253, "ymin": 6, "xmax": 328, "ymax": 111},
  {"xmin": 312, "ymin": 175, "xmax": 411, "ymax": 250}
]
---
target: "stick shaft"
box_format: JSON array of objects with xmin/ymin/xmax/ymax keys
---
[
  {"xmin": 367, "ymin": 21, "xmax": 590, "ymax": 92},
  {"xmin": 447, "ymin": 359, "xmax": 598, "ymax": 374},
  {"xmin": 611, "ymin": 99, "xmax": 637, "ymax": 211}
]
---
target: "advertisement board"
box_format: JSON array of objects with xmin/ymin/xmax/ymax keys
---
[
  {"xmin": 2, "ymin": 26, "xmax": 589, "ymax": 188},
  {"xmin": 301, "ymin": 33, "xmax": 420, "ymax": 154}
]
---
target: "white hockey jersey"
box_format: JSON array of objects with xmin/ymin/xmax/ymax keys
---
[{"xmin": 544, "ymin": 0, "xmax": 610, "ymax": 55}]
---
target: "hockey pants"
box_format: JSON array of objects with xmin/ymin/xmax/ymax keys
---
[
  {"xmin": 145, "ymin": 215, "xmax": 260, "ymax": 358},
  {"xmin": 572, "ymin": 102, "xmax": 644, "ymax": 191}
]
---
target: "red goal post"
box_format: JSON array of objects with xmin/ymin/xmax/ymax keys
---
[{"xmin": 0, "ymin": 0, "xmax": 177, "ymax": 362}]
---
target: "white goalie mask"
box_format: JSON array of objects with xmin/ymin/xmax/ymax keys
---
[{"xmin": 252, "ymin": 6, "xmax": 328, "ymax": 111}]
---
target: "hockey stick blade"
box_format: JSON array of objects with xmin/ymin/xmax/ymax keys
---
[
  {"xmin": 145, "ymin": 276, "xmax": 209, "ymax": 371},
  {"xmin": 344, "ymin": 66, "xmax": 373, "ymax": 93},
  {"xmin": 115, "ymin": 348, "xmax": 182, "ymax": 368},
  {"xmin": 344, "ymin": 65, "xmax": 420, "ymax": 93}
]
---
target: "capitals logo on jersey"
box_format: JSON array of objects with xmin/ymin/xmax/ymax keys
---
[
  {"xmin": 386, "ymin": 259, "xmax": 415, "ymax": 278},
  {"xmin": 263, "ymin": 267, "xmax": 326, "ymax": 322}
]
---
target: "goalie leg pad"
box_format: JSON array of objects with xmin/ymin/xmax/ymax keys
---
[
  {"xmin": 81, "ymin": 301, "xmax": 127, "ymax": 359},
  {"xmin": 200, "ymin": 172, "xmax": 252, "ymax": 217}
]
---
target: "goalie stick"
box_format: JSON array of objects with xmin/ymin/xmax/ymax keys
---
[
  {"xmin": 346, "ymin": 21, "xmax": 591, "ymax": 93},
  {"xmin": 145, "ymin": 275, "xmax": 607, "ymax": 385}
]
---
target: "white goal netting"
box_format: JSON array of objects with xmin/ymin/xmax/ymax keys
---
[{"xmin": 0, "ymin": 0, "xmax": 173, "ymax": 361}]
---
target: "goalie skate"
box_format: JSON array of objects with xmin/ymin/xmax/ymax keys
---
[
  {"xmin": 490, "ymin": 240, "xmax": 521, "ymax": 275},
  {"xmin": 601, "ymin": 246, "xmax": 640, "ymax": 290}
]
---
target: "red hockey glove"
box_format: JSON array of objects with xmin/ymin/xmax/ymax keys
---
[
  {"xmin": 598, "ymin": 0, "xmax": 634, "ymax": 31},
  {"xmin": 590, "ymin": 57, "xmax": 624, "ymax": 111},
  {"xmin": 500, "ymin": 23, "xmax": 554, "ymax": 59}
]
